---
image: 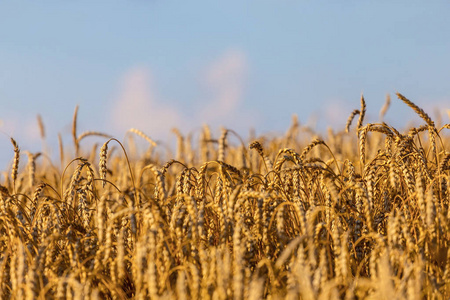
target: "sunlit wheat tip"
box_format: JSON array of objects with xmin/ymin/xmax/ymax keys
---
[
  {"xmin": 129, "ymin": 128, "xmax": 157, "ymax": 147},
  {"xmin": 396, "ymin": 92, "xmax": 435, "ymax": 127},
  {"xmin": 346, "ymin": 109, "xmax": 360, "ymax": 133},
  {"xmin": 357, "ymin": 95, "xmax": 366, "ymax": 129},
  {"xmin": 10, "ymin": 137, "xmax": 20, "ymax": 184},
  {"xmin": 99, "ymin": 142, "xmax": 108, "ymax": 187}
]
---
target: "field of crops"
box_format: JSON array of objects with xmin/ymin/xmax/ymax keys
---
[{"xmin": 1, "ymin": 93, "xmax": 449, "ymax": 299}]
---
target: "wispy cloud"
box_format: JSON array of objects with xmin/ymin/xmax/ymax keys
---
[
  {"xmin": 0, "ymin": 114, "xmax": 41, "ymax": 143},
  {"xmin": 110, "ymin": 67, "xmax": 184, "ymax": 139},
  {"xmin": 110, "ymin": 49, "xmax": 257, "ymax": 141},
  {"xmin": 322, "ymin": 98, "xmax": 352, "ymax": 128},
  {"xmin": 200, "ymin": 49, "xmax": 251, "ymax": 127}
]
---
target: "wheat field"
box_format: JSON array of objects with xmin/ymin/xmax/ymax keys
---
[{"xmin": 1, "ymin": 93, "xmax": 450, "ymax": 299}]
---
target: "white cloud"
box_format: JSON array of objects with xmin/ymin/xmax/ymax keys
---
[
  {"xmin": 110, "ymin": 67, "xmax": 184, "ymax": 139},
  {"xmin": 0, "ymin": 114, "xmax": 41, "ymax": 144},
  {"xmin": 110, "ymin": 49, "xmax": 257, "ymax": 143},
  {"xmin": 322, "ymin": 98, "xmax": 351, "ymax": 128},
  {"xmin": 200, "ymin": 49, "xmax": 250, "ymax": 125}
]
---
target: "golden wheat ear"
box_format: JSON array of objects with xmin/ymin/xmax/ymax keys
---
[
  {"xmin": 10, "ymin": 138, "xmax": 19, "ymax": 191},
  {"xmin": 218, "ymin": 128, "xmax": 229, "ymax": 162},
  {"xmin": 72, "ymin": 105, "xmax": 79, "ymax": 155},
  {"xmin": 36, "ymin": 114, "xmax": 45, "ymax": 140},
  {"xmin": 128, "ymin": 128, "xmax": 157, "ymax": 147},
  {"xmin": 99, "ymin": 142, "xmax": 108, "ymax": 188},
  {"xmin": 345, "ymin": 109, "xmax": 360, "ymax": 133},
  {"xmin": 396, "ymin": 93, "xmax": 435, "ymax": 127},
  {"xmin": 357, "ymin": 94, "xmax": 366, "ymax": 130},
  {"xmin": 379, "ymin": 94, "xmax": 391, "ymax": 121}
]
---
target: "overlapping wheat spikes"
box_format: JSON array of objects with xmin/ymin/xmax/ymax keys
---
[{"xmin": 0, "ymin": 93, "xmax": 449, "ymax": 299}]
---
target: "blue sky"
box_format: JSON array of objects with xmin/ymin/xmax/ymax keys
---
[{"xmin": 1, "ymin": 1, "xmax": 450, "ymax": 171}]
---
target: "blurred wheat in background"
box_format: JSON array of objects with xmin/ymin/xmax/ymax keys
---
[{"xmin": 0, "ymin": 93, "xmax": 449, "ymax": 299}]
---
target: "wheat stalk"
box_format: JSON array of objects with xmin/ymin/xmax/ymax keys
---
[{"xmin": 76, "ymin": 131, "xmax": 112, "ymax": 144}]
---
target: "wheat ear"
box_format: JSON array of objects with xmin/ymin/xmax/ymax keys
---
[
  {"xmin": 58, "ymin": 133, "xmax": 64, "ymax": 170},
  {"xmin": 129, "ymin": 128, "xmax": 157, "ymax": 147},
  {"xmin": 249, "ymin": 141, "xmax": 273, "ymax": 173},
  {"xmin": 172, "ymin": 128, "xmax": 185, "ymax": 161},
  {"xmin": 359, "ymin": 126, "xmax": 368, "ymax": 167},
  {"xmin": 36, "ymin": 114, "xmax": 45, "ymax": 139},
  {"xmin": 357, "ymin": 94, "xmax": 366, "ymax": 130},
  {"xmin": 99, "ymin": 142, "xmax": 108, "ymax": 188},
  {"xmin": 72, "ymin": 105, "xmax": 79, "ymax": 155},
  {"xmin": 345, "ymin": 109, "xmax": 360, "ymax": 133},
  {"xmin": 218, "ymin": 128, "xmax": 228, "ymax": 162},
  {"xmin": 438, "ymin": 152, "xmax": 450, "ymax": 173},
  {"xmin": 300, "ymin": 138, "xmax": 325, "ymax": 161},
  {"xmin": 10, "ymin": 138, "xmax": 20, "ymax": 190},
  {"xmin": 25, "ymin": 151, "xmax": 40, "ymax": 189},
  {"xmin": 396, "ymin": 93, "xmax": 434, "ymax": 127},
  {"xmin": 379, "ymin": 94, "xmax": 391, "ymax": 121}
]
